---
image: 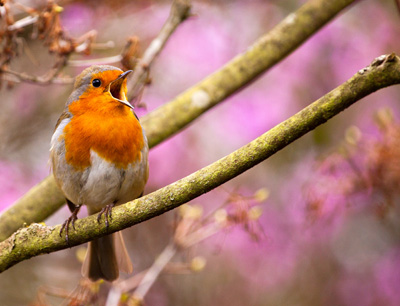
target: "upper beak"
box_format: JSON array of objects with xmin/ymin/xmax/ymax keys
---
[{"xmin": 107, "ymin": 70, "xmax": 134, "ymax": 109}]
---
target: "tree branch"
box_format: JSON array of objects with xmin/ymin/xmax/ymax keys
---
[
  {"xmin": 1, "ymin": 53, "xmax": 399, "ymax": 273},
  {"xmin": 1, "ymin": 55, "xmax": 71, "ymax": 85},
  {"xmin": 0, "ymin": 0, "xmax": 356, "ymax": 242}
]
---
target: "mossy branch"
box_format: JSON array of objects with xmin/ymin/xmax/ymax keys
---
[
  {"xmin": 1, "ymin": 54, "xmax": 399, "ymax": 273},
  {"xmin": 0, "ymin": 0, "xmax": 356, "ymax": 242}
]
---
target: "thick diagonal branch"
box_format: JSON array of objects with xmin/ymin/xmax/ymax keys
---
[
  {"xmin": 0, "ymin": 0, "xmax": 356, "ymax": 242},
  {"xmin": 1, "ymin": 54, "xmax": 399, "ymax": 273}
]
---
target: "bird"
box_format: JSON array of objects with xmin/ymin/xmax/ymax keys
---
[{"xmin": 50, "ymin": 65, "xmax": 149, "ymax": 281}]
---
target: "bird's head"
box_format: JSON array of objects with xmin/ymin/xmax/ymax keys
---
[{"xmin": 68, "ymin": 65, "xmax": 134, "ymax": 112}]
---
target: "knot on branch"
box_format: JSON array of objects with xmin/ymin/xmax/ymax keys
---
[
  {"xmin": 358, "ymin": 53, "xmax": 399, "ymax": 75},
  {"xmin": 371, "ymin": 53, "xmax": 397, "ymax": 67},
  {"xmin": 171, "ymin": 0, "xmax": 192, "ymax": 22}
]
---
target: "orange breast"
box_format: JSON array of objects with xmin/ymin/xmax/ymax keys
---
[{"xmin": 63, "ymin": 95, "xmax": 144, "ymax": 170}]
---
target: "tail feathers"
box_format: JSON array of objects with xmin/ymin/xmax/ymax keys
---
[
  {"xmin": 82, "ymin": 231, "xmax": 133, "ymax": 282},
  {"xmin": 114, "ymin": 231, "xmax": 133, "ymax": 274}
]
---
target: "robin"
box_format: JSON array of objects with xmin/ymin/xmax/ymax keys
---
[{"xmin": 50, "ymin": 65, "xmax": 149, "ymax": 281}]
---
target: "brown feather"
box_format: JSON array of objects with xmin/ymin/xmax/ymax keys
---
[
  {"xmin": 54, "ymin": 110, "xmax": 71, "ymax": 131},
  {"xmin": 81, "ymin": 232, "xmax": 132, "ymax": 282}
]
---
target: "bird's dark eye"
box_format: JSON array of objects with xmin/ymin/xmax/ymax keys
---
[{"xmin": 92, "ymin": 79, "xmax": 101, "ymax": 87}]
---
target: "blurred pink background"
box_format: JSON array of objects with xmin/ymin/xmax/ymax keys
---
[{"xmin": 1, "ymin": 0, "xmax": 400, "ymax": 305}]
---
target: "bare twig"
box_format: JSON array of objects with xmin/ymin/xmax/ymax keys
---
[
  {"xmin": 127, "ymin": 0, "xmax": 192, "ymax": 100},
  {"xmin": 1, "ymin": 56, "xmax": 72, "ymax": 84},
  {"xmin": 91, "ymin": 41, "xmax": 115, "ymax": 50},
  {"xmin": 104, "ymin": 244, "xmax": 176, "ymax": 306},
  {"xmin": 133, "ymin": 244, "xmax": 176, "ymax": 301},
  {"xmin": 73, "ymin": 30, "xmax": 97, "ymax": 54},
  {"xmin": 68, "ymin": 55, "xmax": 123, "ymax": 67},
  {"xmin": 7, "ymin": 15, "xmax": 38, "ymax": 31}
]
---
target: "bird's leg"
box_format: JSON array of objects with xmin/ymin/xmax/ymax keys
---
[
  {"xmin": 97, "ymin": 202, "xmax": 116, "ymax": 229},
  {"xmin": 60, "ymin": 202, "xmax": 82, "ymax": 243}
]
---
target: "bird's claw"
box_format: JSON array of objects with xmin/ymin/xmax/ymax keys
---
[
  {"xmin": 97, "ymin": 203, "xmax": 115, "ymax": 229},
  {"xmin": 60, "ymin": 205, "xmax": 81, "ymax": 243}
]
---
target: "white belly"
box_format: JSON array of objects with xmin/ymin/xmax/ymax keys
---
[
  {"xmin": 50, "ymin": 118, "xmax": 149, "ymax": 213},
  {"xmin": 82, "ymin": 150, "xmax": 148, "ymax": 212}
]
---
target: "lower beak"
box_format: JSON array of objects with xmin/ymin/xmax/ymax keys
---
[{"xmin": 107, "ymin": 70, "xmax": 134, "ymax": 109}]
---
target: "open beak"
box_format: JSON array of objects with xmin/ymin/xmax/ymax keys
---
[{"xmin": 107, "ymin": 70, "xmax": 134, "ymax": 109}]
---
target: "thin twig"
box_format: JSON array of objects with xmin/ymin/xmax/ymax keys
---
[
  {"xmin": 73, "ymin": 30, "xmax": 97, "ymax": 54},
  {"xmin": 91, "ymin": 41, "xmax": 115, "ymax": 50},
  {"xmin": 68, "ymin": 55, "xmax": 123, "ymax": 67},
  {"xmin": 127, "ymin": 0, "xmax": 192, "ymax": 100},
  {"xmin": 106, "ymin": 243, "xmax": 177, "ymax": 306},
  {"xmin": 1, "ymin": 56, "xmax": 72, "ymax": 85},
  {"xmin": 179, "ymin": 223, "xmax": 221, "ymax": 248},
  {"xmin": 7, "ymin": 15, "xmax": 38, "ymax": 31}
]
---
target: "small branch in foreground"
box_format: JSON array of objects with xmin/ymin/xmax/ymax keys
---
[
  {"xmin": 1, "ymin": 55, "xmax": 72, "ymax": 85},
  {"xmin": 0, "ymin": 53, "xmax": 399, "ymax": 273},
  {"xmin": 67, "ymin": 55, "xmax": 123, "ymax": 67}
]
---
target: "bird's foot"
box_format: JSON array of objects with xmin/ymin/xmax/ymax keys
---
[
  {"xmin": 97, "ymin": 203, "xmax": 115, "ymax": 229},
  {"xmin": 60, "ymin": 204, "xmax": 81, "ymax": 243}
]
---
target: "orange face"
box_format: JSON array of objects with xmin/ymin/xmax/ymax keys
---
[
  {"xmin": 62, "ymin": 69, "xmax": 144, "ymax": 170},
  {"xmin": 72, "ymin": 70, "xmax": 130, "ymax": 114}
]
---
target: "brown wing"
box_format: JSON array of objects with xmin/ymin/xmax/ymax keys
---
[{"xmin": 54, "ymin": 110, "xmax": 71, "ymax": 131}]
